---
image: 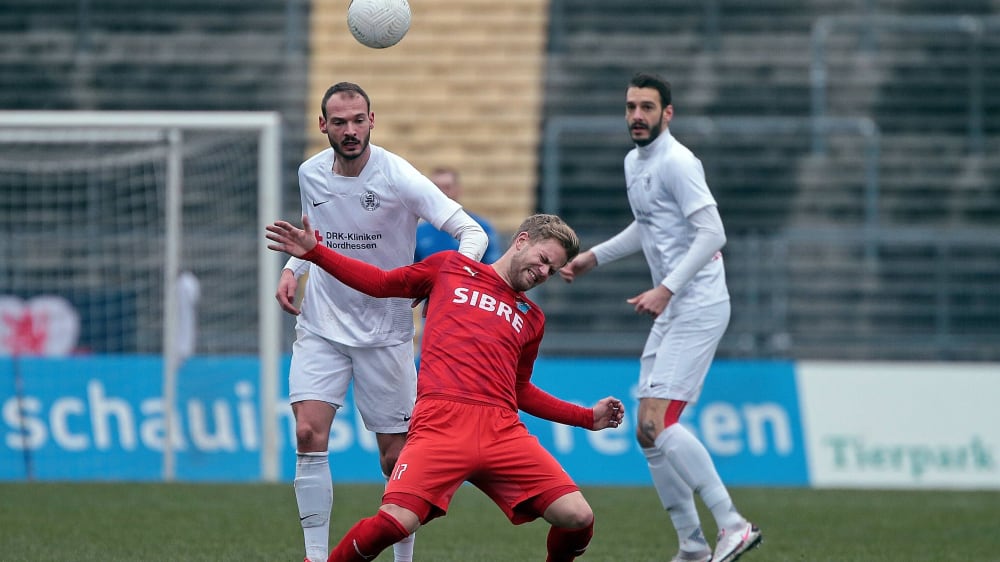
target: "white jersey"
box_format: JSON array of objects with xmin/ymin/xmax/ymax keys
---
[
  {"xmin": 287, "ymin": 144, "xmax": 463, "ymax": 346},
  {"xmin": 623, "ymin": 129, "xmax": 729, "ymax": 313}
]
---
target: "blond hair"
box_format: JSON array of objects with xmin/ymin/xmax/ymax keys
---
[{"xmin": 513, "ymin": 214, "xmax": 580, "ymax": 262}]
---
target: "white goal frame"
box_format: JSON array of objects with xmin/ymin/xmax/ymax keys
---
[{"xmin": 0, "ymin": 111, "xmax": 284, "ymax": 482}]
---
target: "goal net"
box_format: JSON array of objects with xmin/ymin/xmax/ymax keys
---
[{"xmin": 0, "ymin": 111, "xmax": 283, "ymax": 482}]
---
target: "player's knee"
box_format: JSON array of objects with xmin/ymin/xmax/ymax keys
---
[
  {"xmin": 635, "ymin": 399, "xmax": 687, "ymax": 448},
  {"xmin": 377, "ymin": 434, "xmax": 406, "ymax": 474},
  {"xmin": 634, "ymin": 416, "xmax": 659, "ymax": 448},
  {"xmin": 379, "ymin": 455, "xmax": 397, "ymax": 478},
  {"xmin": 549, "ymin": 498, "xmax": 594, "ymax": 529},
  {"xmin": 559, "ymin": 504, "xmax": 594, "ymax": 529},
  {"xmin": 379, "ymin": 446, "xmax": 402, "ymax": 475},
  {"xmin": 635, "ymin": 428, "xmax": 655, "ymax": 449},
  {"xmin": 295, "ymin": 423, "xmax": 330, "ymax": 451}
]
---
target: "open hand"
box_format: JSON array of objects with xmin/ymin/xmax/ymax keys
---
[{"xmin": 266, "ymin": 216, "xmax": 318, "ymax": 258}]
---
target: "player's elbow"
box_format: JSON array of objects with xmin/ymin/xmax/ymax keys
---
[
  {"xmin": 696, "ymin": 227, "xmax": 726, "ymax": 253},
  {"xmin": 715, "ymin": 229, "xmax": 727, "ymax": 250}
]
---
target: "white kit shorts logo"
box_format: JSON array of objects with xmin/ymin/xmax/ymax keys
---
[{"xmin": 359, "ymin": 190, "xmax": 380, "ymax": 211}]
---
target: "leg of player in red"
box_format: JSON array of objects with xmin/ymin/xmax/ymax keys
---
[
  {"xmin": 330, "ymin": 497, "xmax": 595, "ymax": 562},
  {"xmin": 328, "ymin": 492, "xmax": 429, "ymax": 562},
  {"xmin": 541, "ymin": 491, "xmax": 595, "ymax": 561},
  {"xmin": 327, "ymin": 489, "xmax": 597, "ymax": 562},
  {"xmin": 327, "ymin": 509, "xmax": 411, "ymax": 562}
]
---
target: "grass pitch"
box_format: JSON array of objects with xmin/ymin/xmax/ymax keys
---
[{"xmin": 0, "ymin": 482, "xmax": 995, "ymax": 561}]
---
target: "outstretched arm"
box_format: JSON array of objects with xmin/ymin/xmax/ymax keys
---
[
  {"xmin": 558, "ymin": 250, "xmax": 597, "ymax": 283},
  {"xmin": 266, "ymin": 216, "xmax": 430, "ymax": 299},
  {"xmin": 560, "ymin": 221, "xmax": 641, "ymax": 283}
]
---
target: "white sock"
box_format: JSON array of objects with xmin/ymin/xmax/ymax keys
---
[
  {"xmin": 643, "ymin": 446, "xmax": 708, "ymax": 553},
  {"xmin": 385, "ymin": 473, "xmax": 416, "ymax": 562},
  {"xmin": 295, "ymin": 451, "xmax": 332, "ymax": 562},
  {"xmin": 393, "ymin": 532, "xmax": 415, "ymax": 562},
  {"xmin": 656, "ymin": 425, "xmax": 745, "ymax": 532}
]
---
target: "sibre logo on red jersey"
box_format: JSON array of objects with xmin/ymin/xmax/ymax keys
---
[{"xmin": 451, "ymin": 287, "xmax": 525, "ymax": 333}]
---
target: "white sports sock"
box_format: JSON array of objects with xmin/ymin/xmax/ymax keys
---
[
  {"xmin": 295, "ymin": 451, "xmax": 332, "ymax": 562},
  {"xmin": 393, "ymin": 531, "xmax": 415, "ymax": 562},
  {"xmin": 385, "ymin": 473, "xmax": 415, "ymax": 562},
  {"xmin": 643, "ymin": 446, "xmax": 708, "ymax": 553},
  {"xmin": 656, "ymin": 425, "xmax": 745, "ymax": 532}
]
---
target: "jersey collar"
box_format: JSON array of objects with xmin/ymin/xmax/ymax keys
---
[{"xmin": 636, "ymin": 127, "xmax": 673, "ymax": 159}]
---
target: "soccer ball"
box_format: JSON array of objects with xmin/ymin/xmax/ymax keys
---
[{"xmin": 347, "ymin": 0, "xmax": 411, "ymax": 49}]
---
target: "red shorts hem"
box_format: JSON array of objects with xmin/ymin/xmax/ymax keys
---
[{"xmin": 383, "ymin": 491, "xmax": 439, "ymax": 524}]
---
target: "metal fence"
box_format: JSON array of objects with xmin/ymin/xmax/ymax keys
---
[{"xmin": 810, "ymin": 14, "xmax": 1000, "ymax": 153}]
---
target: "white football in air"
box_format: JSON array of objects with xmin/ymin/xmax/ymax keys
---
[{"xmin": 347, "ymin": 0, "xmax": 411, "ymax": 49}]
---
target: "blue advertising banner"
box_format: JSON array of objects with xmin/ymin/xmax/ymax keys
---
[
  {"xmin": 1, "ymin": 355, "xmax": 808, "ymax": 486},
  {"xmin": 524, "ymin": 358, "xmax": 808, "ymax": 486},
  {"xmin": 0, "ymin": 356, "xmax": 274, "ymax": 481}
]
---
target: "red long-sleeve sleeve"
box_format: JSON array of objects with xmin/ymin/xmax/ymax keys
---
[
  {"xmin": 516, "ymin": 381, "xmax": 594, "ymax": 429},
  {"xmin": 302, "ymin": 243, "xmax": 435, "ymax": 299}
]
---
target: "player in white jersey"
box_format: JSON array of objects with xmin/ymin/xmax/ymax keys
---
[
  {"xmin": 277, "ymin": 82, "xmax": 488, "ymax": 562},
  {"xmin": 559, "ymin": 72, "xmax": 762, "ymax": 562}
]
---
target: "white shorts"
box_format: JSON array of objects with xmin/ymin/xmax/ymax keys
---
[
  {"xmin": 288, "ymin": 325, "xmax": 416, "ymax": 434},
  {"xmin": 637, "ymin": 300, "xmax": 730, "ymax": 403}
]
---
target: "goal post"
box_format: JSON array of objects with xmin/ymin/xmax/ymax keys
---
[{"xmin": 0, "ymin": 111, "xmax": 283, "ymax": 482}]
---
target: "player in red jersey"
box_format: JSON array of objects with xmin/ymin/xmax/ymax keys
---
[{"xmin": 267, "ymin": 213, "xmax": 625, "ymax": 562}]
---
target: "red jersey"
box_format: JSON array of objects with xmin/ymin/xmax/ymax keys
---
[{"xmin": 303, "ymin": 247, "xmax": 592, "ymax": 427}]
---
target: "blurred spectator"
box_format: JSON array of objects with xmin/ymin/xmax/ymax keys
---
[
  {"xmin": 175, "ymin": 270, "xmax": 201, "ymax": 362},
  {"xmin": 413, "ymin": 167, "xmax": 504, "ymax": 360},
  {"xmin": 415, "ymin": 167, "xmax": 503, "ymax": 264}
]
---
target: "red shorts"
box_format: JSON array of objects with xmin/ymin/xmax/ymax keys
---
[{"xmin": 383, "ymin": 397, "xmax": 579, "ymax": 525}]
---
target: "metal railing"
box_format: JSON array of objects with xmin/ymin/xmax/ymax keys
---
[
  {"xmin": 535, "ymin": 226, "xmax": 1000, "ymax": 361},
  {"xmin": 810, "ymin": 14, "xmax": 1000, "ymax": 154}
]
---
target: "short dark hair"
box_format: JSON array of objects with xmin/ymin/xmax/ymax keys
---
[
  {"xmin": 514, "ymin": 214, "xmax": 580, "ymax": 262},
  {"xmin": 628, "ymin": 72, "xmax": 671, "ymax": 108},
  {"xmin": 321, "ymin": 82, "xmax": 371, "ymax": 118}
]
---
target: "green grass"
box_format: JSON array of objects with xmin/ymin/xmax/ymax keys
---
[{"xmin": 0, "ymin": 482, "xmax": 996, "ymax": 561}]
